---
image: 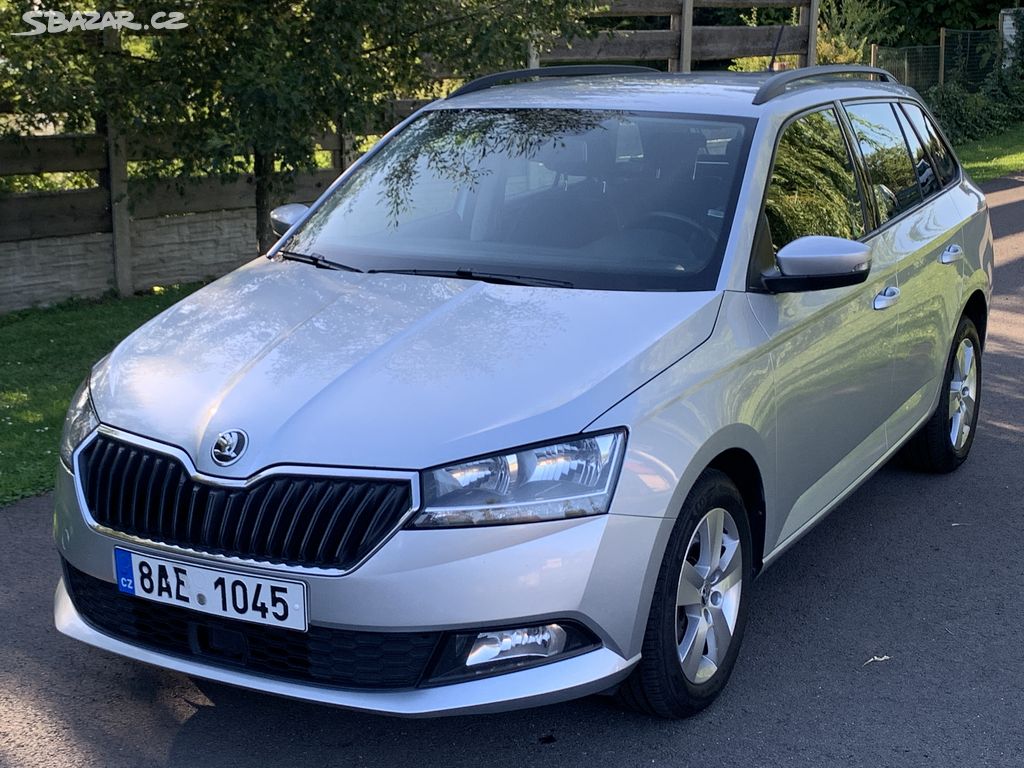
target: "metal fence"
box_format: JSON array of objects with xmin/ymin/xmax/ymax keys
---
[
  {"xmin": 872, "ymin": 29, "xmax": 1001, "ymax": 94},
  {"xmin": 874, "ymin": 44, "xmax": 940, "ymax": 93}
]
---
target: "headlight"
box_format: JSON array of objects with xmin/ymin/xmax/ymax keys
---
[
  {"xmin": 410, "ymin": 430, "xmax": 626, "ymax": 528},
  {"xmin": 59, "ymin": 377, "xmax": 99, "ymax": 467}
]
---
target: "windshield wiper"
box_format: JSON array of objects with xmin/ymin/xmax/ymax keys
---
[
  {"xmin": 276, "ymin": 249, "xmax": 363, "ymax": 273},
  {"xmin": 367, "ymin": 267, "xmax": 574, "ymax": 288}
]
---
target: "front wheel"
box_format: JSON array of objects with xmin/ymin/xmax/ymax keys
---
[
  {"xmin": 618, "ymin": 469, "xmax": 752, "ymax": 718},
  {"xmin": 902, "ymin": 316, "xmax": 982, "ymax": 473}
]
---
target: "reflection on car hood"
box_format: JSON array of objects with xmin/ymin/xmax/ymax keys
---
[{"xmin": 90, "ymin": 258, "xmax": 722, "ymax": 476}]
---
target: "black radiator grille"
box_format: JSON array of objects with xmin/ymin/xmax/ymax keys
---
[
  {"xmin": 63, "ymin": 561, "xmax": 441, "ymax": 690},
  {"xmin": 78, "ymin": 434, "xmax": 413, "ymax": 570}
]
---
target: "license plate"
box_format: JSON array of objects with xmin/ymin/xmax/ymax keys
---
[{"xmin": 113, "ymin": 548, "xmax": 307, "ymax": 631}]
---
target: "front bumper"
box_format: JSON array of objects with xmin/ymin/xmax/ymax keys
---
[
  {"xmin": 54, "ymin": 459, "xmax": 669, "ymax": 715},
  {"xmin": 55, "ymin": 578, "xmax": 636, "ymax": 716}
]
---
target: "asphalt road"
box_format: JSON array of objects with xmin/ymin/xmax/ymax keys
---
[{"xmin": 2, "ymin": 174, "xmax": 1023, "ymax": 768}]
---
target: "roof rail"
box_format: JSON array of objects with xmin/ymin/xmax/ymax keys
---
[
  {"xmin": 447, "ymin": 65, "xmax": 658, "ymax": 99},
  {"xmin": 752, "ymin": 65, "xmax": 899, "ymax": 105}
]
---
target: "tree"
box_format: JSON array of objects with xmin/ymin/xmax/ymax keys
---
[
  {"xmin": 818, "ymin": 0, "xmax": 903, "ymax": 53},
  {"xmin": 881, "ymin": 0, "xmax": 1007, "ymax": 46},
  {"xmin": 1, "ymin": 1, "xmax": 597, "ymax": 250}
]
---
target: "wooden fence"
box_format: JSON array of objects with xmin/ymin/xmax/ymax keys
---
[
  {"xmin": 0, "ymin": 96, "xmax": 427, "ymax": 302},
  {"xmin": 546, "ymin": 0, "xmax": 819, "ymax": 71}
]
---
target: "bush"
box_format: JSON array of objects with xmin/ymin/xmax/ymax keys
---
[{"xmin": 925, "ymin": 82, "xmax": 1011, "ymax": 144}]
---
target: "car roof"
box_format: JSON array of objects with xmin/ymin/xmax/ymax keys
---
[{"xmin": 429, "ymin": 71, "xmax": 921, "ymax": 119}]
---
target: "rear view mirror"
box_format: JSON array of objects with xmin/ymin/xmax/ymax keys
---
[
  {"xmin": 270, "ymin": 203, "xmax": 309, "ymax": 237},
  {"xmin": 762, "ymin": 236, "xmax": 871, "ymax": 293}
]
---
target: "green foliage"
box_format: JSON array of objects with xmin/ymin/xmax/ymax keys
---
[
  {"xmin": 0, "ymin": 283, "xmax": 204, "ymax": 505},
  {"xmin": 885, "ymin": 0, "xmax": 1006, "ymax": 46},
  {"xmin": 820, "ymin": 0, "xmax": 902, "ymax": 50},
  {"xmin": 816, "ymin": 25, "xmax": 865, "ymax": 64},
  {"xmin": 0, "ymin": 172, "xmax": 96, "ymax": 194},
  {"xmin": 926, "ymin": 82, "xmax": 1010, "ymax": 144}
]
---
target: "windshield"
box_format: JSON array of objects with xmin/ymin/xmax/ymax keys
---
[{"xmin": 286, "ymin": 108, "xmax": 752, "ymax": 291}]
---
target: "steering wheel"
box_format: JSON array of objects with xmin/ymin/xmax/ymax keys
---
[{"xmin": 625, "ymin": 211, "xmax": 719, "ymax": 262}]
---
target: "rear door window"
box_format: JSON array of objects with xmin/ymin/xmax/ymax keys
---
[
  {"xmin": 900, "ymin": 102, "xmax": 959, "ymax": 187},
  {"xmin": 844, "ymin": 102, "xmax": 923, "ymax": 225}
]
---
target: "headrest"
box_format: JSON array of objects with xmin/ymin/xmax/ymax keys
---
[
  {"xmin": 534, "ymin": 133, "xmax": 611, "ymax": 178},
  {"xmin": 639, "ymin": 127, "xmax": 707, "ymax": 181}
]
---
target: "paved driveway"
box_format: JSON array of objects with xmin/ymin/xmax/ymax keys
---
[{"xmin": 2, "ymin": 175, "xmax": 1023, "ymax": 768}]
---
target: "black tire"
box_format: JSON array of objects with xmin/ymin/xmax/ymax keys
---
[
  {"xmin": 902, "ymin": 317, "xmax": 982, "ymax": 473},
  {"xmin": 618, "ymin": 469, "xmax": 753, "ymax": 718}
]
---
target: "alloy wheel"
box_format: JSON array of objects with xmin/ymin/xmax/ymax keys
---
[
  {"xmin": 948, "ymin": 337, "xmax": 978, "ymax": 451},
  {"xmin": 675, "ymin": 507, "xmax": 743, "ymax": 684}
]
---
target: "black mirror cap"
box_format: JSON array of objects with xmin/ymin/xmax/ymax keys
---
[{"xmin": 761, "ymin": 267, "xmax": 870, "ymax": 293}]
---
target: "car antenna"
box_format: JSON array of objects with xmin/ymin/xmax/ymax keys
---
[{"xmin": 766, "ymin": 23, "xmax": 786, "ymax": 71}]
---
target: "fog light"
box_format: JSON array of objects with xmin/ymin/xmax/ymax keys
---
[
  {"xmin": 466, "ymin": 624, "xmax": 567, "ymax": 667},
  {"xmin": 422, "ymin": 620, "xmax": 601, "ymax": 686}
]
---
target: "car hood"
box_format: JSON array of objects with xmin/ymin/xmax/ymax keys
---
[{"xmin": 91, "ymin": 258, "xmax": 722, "ymax": 476}]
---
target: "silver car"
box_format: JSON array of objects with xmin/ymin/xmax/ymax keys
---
[{"xmin": 54, "ymin": 65, "xmax": 993, "ymax": 718}]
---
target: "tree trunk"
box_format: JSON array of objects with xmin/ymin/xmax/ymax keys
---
[{"xmin": 254, "ymin": 149, "xmax": 276, "ymax": 253}]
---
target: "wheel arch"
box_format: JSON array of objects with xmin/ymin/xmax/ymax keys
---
[
  {"xmin": 654, "ymin": 423, "xmax": 771, "ymax": 575},
  {"xmin": 705, "ymin": 448, "xmax": 767, "ymax": 575},
  {"xmin": 961, "ymin": 289, "xmax": 988, "ymax": 350}
]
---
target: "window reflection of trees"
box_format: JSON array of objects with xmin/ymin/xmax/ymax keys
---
[
  {"xmin": 377, "ymin": 109, "xmax": 611, "ymax": 224},
  {"xmin": 765, "ymin": 110, "xmax": 864, "ymax": 251},
  {"xmin": 846, "ymin": 104, "xmax": 923, "ymax": 223},
  {"xmin": 296, "ymin": 109, "xmax": 612, "ymax": 235}
]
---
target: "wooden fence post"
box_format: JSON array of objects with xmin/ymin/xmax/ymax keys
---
[
  {"xmin": 527, "ymin": 40, "xmax": 541, "ymax": 69},
  {"xmin": 330, "ymin": 116, "xmax": 345, "ymax": 171},
  {"xmin": 105, "ymin": 125, "xmax": 133, "ymax": 297},
  {"xmin": 798, "ymin": 0, "xmax": 819, "ymax": 67},
  {"xmin": 870, "ymin": 43, "xmax": 878, "ymax": 68},
  {"xmin": 939, "ymin": 27, "xmax": 947, "ymax": 85},
  {"xmin": 680, "ymin": 0, "xmax": 694, "ymax": 73},
  {"xmin": 102, "ymin": 28, "xmax": 133, "ymax": 297},
  {"xmin": 669, "ymin": 10, "xmax": 680, "ymax": 72}
]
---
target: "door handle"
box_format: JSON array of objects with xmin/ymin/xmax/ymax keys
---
[
  {"xmin": 940, "ymin": 244, "xmax": 963, "ymax": 264},
  {"xmin": 873, "ymin": 286, "xmax": 900, "ymax": 310}
]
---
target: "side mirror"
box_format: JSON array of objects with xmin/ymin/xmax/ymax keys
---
[
  {"xmin": 762, "ymin": 235, "xmax": 872, "ymax": 293},
  {"xmin": 270, "ymin": 203, "xmax": 309, "ymax": 237}
]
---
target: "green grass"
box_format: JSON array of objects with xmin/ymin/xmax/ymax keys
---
[
  {"xmin": 956, "ymin": 122, "xmax": 1024, "ymax": 183},
  {"xmin": 0, "ymin": 283, "xmax": 204, "ymax": 506}
]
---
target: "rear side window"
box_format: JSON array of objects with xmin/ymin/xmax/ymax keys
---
[
  {"xmin": 764, "ymin": 108, "xmax": 866, "ymax": 252},
  {"xmin": 844, "ymin": 102, "xmax": 923, "ymax": 224},
  {"xmin": 894, "ymin": 107, "xmax": 941, "ymax": 198},
  {"xmin": 901, "ymin": 102, "xmax": 958, "ymax": 187}
]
